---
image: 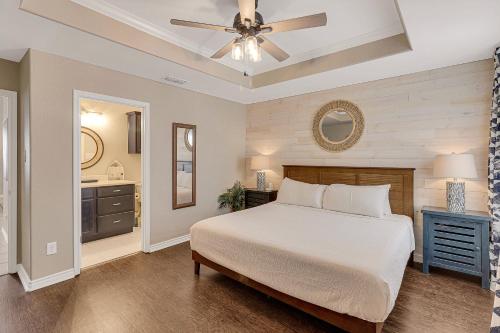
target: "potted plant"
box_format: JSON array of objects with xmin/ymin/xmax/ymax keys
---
[{"xmin": 218, "ymin": 181, "xmax": 246, "ymax": 212}]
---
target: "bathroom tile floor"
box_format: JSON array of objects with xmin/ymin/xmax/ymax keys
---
[{"xmin": 82, "ymin": 227, "xmax": 141, "ymax": 268}]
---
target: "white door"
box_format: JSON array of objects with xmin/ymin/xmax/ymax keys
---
[
  {"xmin": 0, "ymin": 90, "xmax": 17, "ymax": 274},
  {"xmin": 2, "ymin": 101, "xmax": 8, "ymax": 240},
  {"xmin": 0, "ymin": 97, "xmax": 6, "ymax": 276}
]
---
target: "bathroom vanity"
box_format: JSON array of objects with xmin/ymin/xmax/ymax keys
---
[{"xmin": 81, "ymin": 181, "xmax": 136, "ymax": 243}]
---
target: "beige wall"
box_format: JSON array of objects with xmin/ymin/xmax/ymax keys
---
[
  {"xmin": 80, "ymin": 99, "xmax": 141, "ymax": 182},
  {"xmin": 246, "ymin": 60, "xmax": 493, "ymax": 261},
  {"xmin": 26, "ymin": 49, "xmax": 246, "ymax": 279},
  {"xmin": 0, "ymin": 58, "xmax": 19, "ymax": 93}
]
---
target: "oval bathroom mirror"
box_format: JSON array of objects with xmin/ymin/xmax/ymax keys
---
[
  {"xmin": 81, "ymin": 127, "xmax": 104, "ymax": 169},
  {"xmin": 184, "ymin": 128, "xmax": 194, "ymax": 152}
]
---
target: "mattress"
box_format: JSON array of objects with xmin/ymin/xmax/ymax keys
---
[{"xmin": 190, "ymin": 203, "xmax": 415, "ymax": 323}]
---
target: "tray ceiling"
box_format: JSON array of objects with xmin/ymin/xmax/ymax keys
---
[
  {"xmin": 74, "ymin": 0, "xmax": 405, "ymax": 75},
  {"xmin": 2, "ymin": 0, "xmax": 499, "ymax": 103}
]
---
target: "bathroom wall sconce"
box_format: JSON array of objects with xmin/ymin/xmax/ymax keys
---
[{"xmin": 81, "ymin": 111, "xmax": 105, "ymax": 127}]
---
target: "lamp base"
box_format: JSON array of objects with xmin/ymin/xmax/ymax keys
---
[
  {"xmin": 256, "ymin": 171, "xmax": 266, "ymax": 191},
  {"xmin": 446, "ymin": 181, "xmax": 465, "ymax": 213}
]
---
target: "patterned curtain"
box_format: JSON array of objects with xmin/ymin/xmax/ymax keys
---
[{"xmin": 489, "ymin": 47, "xmax": 500, "ymax": 289}]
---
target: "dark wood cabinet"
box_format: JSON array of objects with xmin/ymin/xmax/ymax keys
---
[
  {"xmin": 127, "ymin": 111, "xmax": 141, "ymax": 154},
  {"xmin": 82, "ymin": 184, "xmax": 135, "ymax": 243},
  {"xmin": 81, "ymin": 188, "xmax": 97, "ymax": 242},
  {"xmin": 245, "ymin": 189, "xmax": 278, "ymax": 209}
]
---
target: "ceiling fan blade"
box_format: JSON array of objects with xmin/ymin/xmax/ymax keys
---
[
  {"xmin": 258, "ymin": 36, "xmax": 289, "ymax": 62},
  {"xmin": 211, "ymin": 40, "xmax": 235, "ymax": 59},
  {"xmin": 238, "ymin": 0, "xmax": 256, "ymax": 24},
  {"xmin": 170, "ymin": 19, "xmax": 236, "ymax": 33},
  {"xmin": 260, "ymin": 13, "xmax": 327, "ymax": 34}
]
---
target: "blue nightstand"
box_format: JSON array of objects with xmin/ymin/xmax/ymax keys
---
[{"xmin": 422, "ymin": 206, "xmax": 490, "ymax": 288}]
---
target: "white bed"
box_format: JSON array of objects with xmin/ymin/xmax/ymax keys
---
[{"xmin": 190, "ymin": 202, "xmax": 415, "ymax": 323}]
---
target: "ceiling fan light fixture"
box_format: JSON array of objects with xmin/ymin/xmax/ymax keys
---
[
  {"xmin": 231, "ymin": 39, "xmax": 245, "ymax": 61},
  {"xmin": 171, "ymin": 0, "xmax": 326, "ymax": 63},
  {"xmin": 244, "ymin": 36, "xmax": 261, "ymax": 63}
]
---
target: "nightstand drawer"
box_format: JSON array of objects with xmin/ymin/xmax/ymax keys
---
[
  {"xmin": 431, "ymin": 216, "xmax": 477, "ymax": 236},
  {"xmin": 246, "ymin": 192, "xmax": 269, "ymax": 200},
  {"xmin": 429, "ymin": 218, "xmax": 481, "ymax": 273},
  {"xmin": 430, "ymin": 244, "xmax": 480, "ymax": 273},
  {"xmin": 244, "ymin": 189, "xmax": 278, "ymax": 209},
  {"xmin": 246, "ymin": 197, "xmax": 268, "ymax": 205}
]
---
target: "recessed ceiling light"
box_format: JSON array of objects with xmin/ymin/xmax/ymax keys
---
[{"xmin": 163, "ymin": 75, "xmax": 188, "ymax": 85}]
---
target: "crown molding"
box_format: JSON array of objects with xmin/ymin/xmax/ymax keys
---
[
  {"xmin": 252, "ymin": 22, "xmax": 404, "ymax": 75},
  {"xmin": 72, "ymin": 0, "xmax": 404, "ymax": 77},
  {"xmin": 20, "ymin": 0, "xmax": 412, "ymax": 90},
  {"xmin": 71, "ymin": 0, "xmax": 249, "ymax": 73},
  {"xmin": 20, "ymin": 0, "xmax": 251, "ymax": 87}
]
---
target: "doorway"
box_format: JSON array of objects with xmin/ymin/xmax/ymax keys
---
[
  {"xmin": 0, "ymin": 89, "xmax": 17, "ymax": 276},
  {"xmin": 73, "ymin": 91, "xmax": 150, "ymax": 274}
]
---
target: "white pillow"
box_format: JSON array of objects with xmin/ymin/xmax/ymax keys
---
[
  {"xmin": 322, "ymin": 184, "xmax": 391, "ymax": 218},
  {"xmin": 276, "ymin": 178, "xmax": 327, "ymax": 209}
]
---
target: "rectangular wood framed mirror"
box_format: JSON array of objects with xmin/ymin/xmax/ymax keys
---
[{"xmin": 172, "ymin": 123, "xmax": 196, "ymax": 209}]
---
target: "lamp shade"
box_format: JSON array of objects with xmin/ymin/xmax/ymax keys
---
[
  {"xmin": 433, "ymin": 153, "xmax": 478, "ymax": 179},
  {"xmin": 250, "ymin": 155, "xmax": 270, "ymax": 171}
]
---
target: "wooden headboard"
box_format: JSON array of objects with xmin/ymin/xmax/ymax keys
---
[{"xmin": 283, "ymin": 165, "xmax": 415, "ymax": 220}]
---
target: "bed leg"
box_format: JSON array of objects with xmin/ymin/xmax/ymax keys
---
[
  {"xmin": 408, "ymin": 251, "xmax": 414, "ymax": 267},
  {"xmin": 194, "ymin": 261, "xmax": 200, "ymax": 275}
]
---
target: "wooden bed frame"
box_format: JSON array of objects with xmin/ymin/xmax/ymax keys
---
[{"xmin": 193, "ymin": 165, "xmax": 415, "ymax": 333}]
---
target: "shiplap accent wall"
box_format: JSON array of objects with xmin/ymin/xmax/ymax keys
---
[{"xmin": 245, "ymin": 60, "xmax": 493, "ymax": 260}]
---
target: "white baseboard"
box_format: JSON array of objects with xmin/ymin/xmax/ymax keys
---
[
  {"xmin": 17, "ymin": 264, "xmax": 30, "ymax": 291},
  {"xmin": 0, "ymin": 226, "xmax": 7, "ymax": 244},
  {"xmin": 17, "ymin": 264, "xmax": 75, "ymax": 292},
  {"xmin": 413, "ymin": 253, "xmax": 423, "ymax": 263},
  {"xmin": 150, "ymin": 234, "xmax": 190, "ymax": 253}
]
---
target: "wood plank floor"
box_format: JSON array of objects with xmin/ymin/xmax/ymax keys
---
[{"xmin": 0, "ymin": 242, "xmax": 493, "ymax": 333}]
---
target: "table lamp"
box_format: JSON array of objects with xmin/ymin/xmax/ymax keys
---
[
  {"xmin": 433, "ymin": 153, "xmax": 478, "ymax": 213},
  {"xmin": 250, "ymin": 155, "xmax": 270, "ymax": 191}
]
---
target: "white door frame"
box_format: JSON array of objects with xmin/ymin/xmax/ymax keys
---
[
  {"xmin": 0, "ymin": 89, "xmax": 18, "ymax": 274},
  {"xmin": 73, "ymin": 90, "xmax": 151, "ymax": 275}
]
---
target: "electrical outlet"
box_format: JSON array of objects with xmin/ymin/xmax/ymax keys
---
[{"xmin": 46, "ymin": 242, "xmax": 57, "ymax": 256}]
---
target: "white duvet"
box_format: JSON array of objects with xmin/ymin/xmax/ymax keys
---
[{"xmin": 190, "ymin": 203, "xmax": 415, "ymax": 323}]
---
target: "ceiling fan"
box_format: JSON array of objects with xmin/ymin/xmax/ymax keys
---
[{"xmin": 170, "ymin": 0, "xmax": 327, "ymax": 63}]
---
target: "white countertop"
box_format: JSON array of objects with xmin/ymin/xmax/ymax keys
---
[{"xmin": 81, "ymin": 180, "xmax": 137, "ymax": 189}]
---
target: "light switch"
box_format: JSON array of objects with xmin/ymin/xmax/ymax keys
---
[{"xmin": 47, "ymin": 242, "xmax": 57, "ymax": 255}]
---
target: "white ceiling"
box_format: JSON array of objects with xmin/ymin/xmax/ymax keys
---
[
  {"xmin": 75, "ymin": 0, "xmax": 404, "ymax": 75},
  {"xmin": 1, "ymin": 0, "xmax": 499, "ymax": 104}
]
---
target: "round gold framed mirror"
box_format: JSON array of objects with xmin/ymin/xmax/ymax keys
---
[
  {"xmin": 313, "ymin": 100, "xmax": 364, "ymax": 152},
  {"xmin": 81, "ymin": 127, "xmax": 104, "ymax": 169}
]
